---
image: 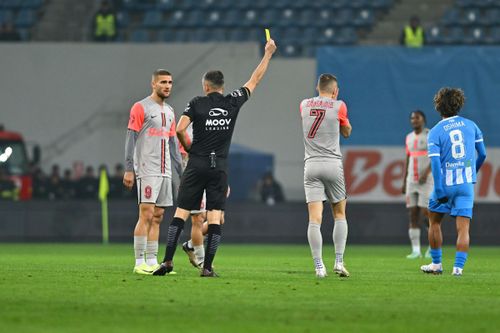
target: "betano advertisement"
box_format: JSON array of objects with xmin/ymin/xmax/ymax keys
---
[{"xmin": 343, "ymin": 147, "xmax": 500, "ymax": 203}]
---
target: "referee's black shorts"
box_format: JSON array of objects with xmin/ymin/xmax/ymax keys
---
[{"xmin": 177, "ymin": 155, "xmax": 228, "ymax": 211}]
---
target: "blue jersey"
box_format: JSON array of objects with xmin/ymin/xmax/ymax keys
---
[{"xmin": 427, "ymin": 116, "xmax": 483, "ymax": 187}]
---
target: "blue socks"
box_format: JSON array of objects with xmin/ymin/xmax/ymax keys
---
[
  {"xmin": 454, "ymin": 251, "xmax": 468, "ymax": 269},
  {"xmin": 430, "ymin": 248, "xmax": 442, "ymax": 264}
]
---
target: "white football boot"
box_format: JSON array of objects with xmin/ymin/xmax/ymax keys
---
[
  {"xmin": 452, "ymin": 267, "xmax": 463, "ymax": 276},
  {"xmin": 420, "ymin": 262, "xmax": 443, "ymax": 274},
  {"xmin": 333, "ymin": 262, "xmax": 350, "ymax": 277}
]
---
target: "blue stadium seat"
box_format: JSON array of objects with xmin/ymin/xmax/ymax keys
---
[
  {"xmin": 122, "ymin": 0, "xmax": 155, "ymax": 11},
  {"xmin": 130, "ymin": 29, "xmax": 151, "ymax": 42},
  {"xmin": 475, "ymin": 0, "xmax": 496, "ymax": 8},
  {"xmin": 260, "ymin": 9, "xmax": 277, "ymax": 27},
  {"xmin": 156, "ymin": 0, "xmax": 174, "ymax": 11},
  {"xmin": 456, "ymin": 0, "xmax": 475, "ymax": 7},
  {"xmin": 15, "ymin": 9, "xmax": 35, "ymax": 28},
  {"xmin": 290, "ymin": 0, "xmax": 308, "ymax": 10},
  {"xmin": 185, "ymin": 10, "xmax": 204, "ymax": 28},
  {"xmin": 281, "ymin": 27, "xmax": 302, "ymax": 44},
  {"xmin": 331, "ymin": 0, "xmax": 349, "ymax": 10},
  {"xmin": 191, "ymin": 28, "xmax": 210, "ymax": 42},
  {"xmin": 484, "ymin": 26, "xmax": 500, "ymax": 44},
  {"xmin": 459, "ymin": 9, "xmax": 481, "ymax": 26},
  {"xmin": 313, "ymin": 9, "xmax": 333, "ymax": 28},
  {"xmin": 337, "ymin": 27, "xmax": 358, "ymax": 44},
  {"xmin": 166, "ymin": 10, "xmax": 186, "ymax": 27},
  {"xmin": 235, "ymin": 0, "xmax": 253, "ymax": 10},
  {"xmin": 348, "ymin": 0, "xmax": 370, "ymax": 10},
  {"xmin": 353, "ymin": 9, "xmax": 374, "ymax": 27},
  {"xmin": 442, "ymin": 27, "xmax": 464, "ymax": 44},
  {"xmin": 240, "ymin": 9, "xmax": 259, "ymax": 27},
  {"xmin": 0, "ymin": 10, "xmax": 14, "ymax": 24},
  {"xmin": 370, "ymin": 0, "xmax": 393, "ymax": 9},
  {"xmin": 176, "ymin": 0, "xmax": 196, "ymax": 10},
  {"xmin": 22, "ymin": 0, "xmax": 43, "ymax": 9},
  {"xmin": 442, "ymin": 8, "xmax": 461, "ymax": 26},
  {"xmin": 204, "ymin": 10, "xmax": 222, "ymax": 27},
  {"xmin": 280, "ymin": 44, "xmax": 302, "ymax": 57},
  {"xmin": 115, "ymin": 11, "xmax": 130, "ymax": 28},
  {"xmin": 142, "ymin": 11, "xmax": 163, "ymax": 28},
  {"xmin": 317, "ymin": 27, "xmax": 338, "ymax": 44},
  {"xmin": 158, "ymin": 29, "xmax": 174, "ymax": 42},
  {"xmin": 199, "ymin": 0, "xmax": 230, "ymax": 10},
  {"xmin": 254, "ymin": 0, "xmax": 272, "ymax": 10},
  {"xmin": 298, "ymin": 10, "xmax": 314, "ymax": 27},
  {"xmin": 303, "ymin": 27, "xmax": 317, "ymax": 44},
  {"xmin": 173, "ymin": 29, "xmax": 190, "ymax": 42},
  {"xmin": 276, "ymin": 8, "xmax": 298, "ymax": 27},
  {"xmin": 221, "ymin": 9, "xmax": 242, "ymax": 28},
  {"xmin": 2, "ymin": 0, "xmax": 22, "ymax": 9},
  {"xmin": 17, "ymin": 28, "xmax": 29, "ymax": 40},
  {"xmin": 332, "ymin": 9, "xmax": 353, "ymax": 27},
  {"xmin": 271, "ymin": 0, "xmax": 290, "ymax": 9},
  {"xmin": 426, "ymin": 26, "xmax": 445, "ymax": 45},
  {"xmin": 463, "ymin": 27, "xmax": 486, "ymax": 44},
  {"xmin": 228, "ymin": 28, "xmax": 247, "ymax": 41},
  {"xmin": 483, "ymin": 9, "xmax": 500, "ymax": 25}
]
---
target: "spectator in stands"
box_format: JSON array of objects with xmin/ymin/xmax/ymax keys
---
[
  {"xmin": 400, "ymin": 16, "xmax": 425, "ymax": 48},
  {"xmin": 32, "ymin": 167, "xmax": 48, "ymax": 199},
  {"xmin": 0, "ymin": 168, "xmax": 18, "ymax": 200},
  {"xmin": 60, "ymin": 168, "xmax": 76, "ymax": 199},
  {"xmin": 92, "ymin": 0, "xmax": 117, "ymax": 42},
  {"xmin": 259, "ymin": 172, "xmax": 285, "ymax": 206},
  {"xmin": 47, "ymin": 164, "xmax": 63, "ymax": 200},
  {"xmin": 0, "ymin": 22, "xmax": 21, "ymax": 42},
  {"xmin": 76, "ymin": 166, "xmax": 98, "ymax": 199}
]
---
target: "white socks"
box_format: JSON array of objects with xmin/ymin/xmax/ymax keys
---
[
  {"xmin": 333, "ymin": 219, "xmax": 348, "ymax": 264},
  {"xmin": 134, "ymin": 236, "xmax": 147, "ymax": 266},
  {"xmin": 146, "ymin": 240, "xmax": 159, "ymax": 266},
  {"xmin": 408, "ymin": 228, "xmax": 421, "ymax": 253},
  {"xmin": 307, "ymin": 223, "xmax": 323, "ymax": 268}
]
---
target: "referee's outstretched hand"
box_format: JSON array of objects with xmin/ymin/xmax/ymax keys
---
[{"xmin": 265, "ymin": 39, "xmax": 277, "ymax": 56}]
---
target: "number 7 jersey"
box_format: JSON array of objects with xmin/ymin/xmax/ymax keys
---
[
  {"xmin": 300, "ymin": 96, "xmax": 349, "ymax": 161},
  {"xmin": 427, "ymin": 115, "xmax": 483, "ymax": 186}
]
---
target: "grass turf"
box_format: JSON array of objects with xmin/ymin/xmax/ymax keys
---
[{"xmin": 1, "ymin": 244, "xmax": 499, "ymax": 333}]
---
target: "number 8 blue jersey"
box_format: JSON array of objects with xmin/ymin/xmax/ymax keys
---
[{"xmin": 427, "ymin": 116, "xmax": 483, "ymax": 187}]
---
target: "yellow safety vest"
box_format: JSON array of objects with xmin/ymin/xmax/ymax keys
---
[
  {"xmin": 95, "ymin": 13, "xmax": 116, "ymax": 37},
  {"xmin": 404, "ymin": 26, "xmax": 424, "ymax": 48}
]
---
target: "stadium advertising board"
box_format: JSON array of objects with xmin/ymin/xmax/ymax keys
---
[{"xmin": 343, "ymin": 147, "xmax": 500, "ymax": 203}]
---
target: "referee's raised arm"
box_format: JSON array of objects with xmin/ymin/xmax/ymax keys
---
[{"xmin": 243, "ymin": 39, "xmax": 277, "ymax": 94}]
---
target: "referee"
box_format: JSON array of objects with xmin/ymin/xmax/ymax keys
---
[{"xmin": 154, "ymin": 39, "xmax": 277, "ymax": 277}]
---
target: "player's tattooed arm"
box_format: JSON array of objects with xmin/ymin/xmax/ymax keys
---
[
  {"xmin": 123, "ymin": 129, "xmax": 138, "ymax": 190},
  {"xmin": 402, "ymin": 154, "xmax": 409, "ymax": 194},
  {"xmin": 340, "ymin": 123, "xmax": 352, "ymax": 138},
  {"xmin": 169, "ymin": 135, "xmax": 183, "ymax": 178},
  {"xmin": 244, "ymin": 39, "xmax": 277, "ymax": 94},
  {"xmin": 176, "ymin": 115, "xmax": 192, "ymax": 152}
]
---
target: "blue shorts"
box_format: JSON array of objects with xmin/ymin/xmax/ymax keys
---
[{"xmin": 428, "ymin": 183, "xmax": 474, "ymax": 219}]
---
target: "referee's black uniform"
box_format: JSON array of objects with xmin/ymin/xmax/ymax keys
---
[
  {"xmin": 158, "ymin": 86, "xmax": 251, "ymax": 276},
  {"xmin": 177, "ymin": 86, "xmax": 250, "ymax": 211}
]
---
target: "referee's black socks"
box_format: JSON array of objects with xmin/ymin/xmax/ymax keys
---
[
  {"xmin": 204, "ymin": 224, "xmax": 222, "ymax": 272},
  {"xmin": 162, "ymin": 217, "xmax": 185, "ymax": 264}
]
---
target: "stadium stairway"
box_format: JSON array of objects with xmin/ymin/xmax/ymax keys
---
[
  {"xmin": 32, "ymin": 0, "xmax": 97, "ymax": 41},
  {"xmin": 360, "ymin": 0, "xmax": 453, "ymax": 45}
]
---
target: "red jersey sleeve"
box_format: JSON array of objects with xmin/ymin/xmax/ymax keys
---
[
  {"xmin": 338, "ymin": 101, "xmax": 350, "ymax": 126},
  {"xmin": 127, "ymin": 103, "xmax": 145, "ymax": 132}
]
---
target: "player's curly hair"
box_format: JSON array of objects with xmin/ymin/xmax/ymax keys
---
[{"xmin": 434, "ymin": 87, "xmax": 465, "ymax": 118}]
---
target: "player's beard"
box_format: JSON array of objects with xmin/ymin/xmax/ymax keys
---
[{"xmin": 156, "ymin": 89, "xmax": 170, "ymax": 101}]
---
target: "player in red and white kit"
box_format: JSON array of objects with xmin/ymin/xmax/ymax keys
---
[
  {"xmin": 300, "ymin": 74, "xmax": 352, "ymax": 278},
  {"xmin": 123, "ymin": 69, "xmax": 182, "ymax": 275},
  {"xmin": 402, "ymin": 110, "xmax": 433, "ymax": 259}
]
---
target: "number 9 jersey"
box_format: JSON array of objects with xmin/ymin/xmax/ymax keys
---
[{"xmin": 427, "ymin": 115, "xmax": 483, "ymax": 187}]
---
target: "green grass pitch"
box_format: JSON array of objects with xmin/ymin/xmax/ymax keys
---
[{"xmin": 1, "ymin": 244, "xmax": 499, "ymax": 333}]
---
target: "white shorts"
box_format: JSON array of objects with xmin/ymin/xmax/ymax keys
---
[
  {"xmin": 137, "ymin": 176, "xmax": 173, "ymax": 207},
  {"xmin": 406, "ymin": 182, "xmax": 432, "ymax": 208},
  {"xmin": 304, "ymin": 159, "xmax": 346, "ymax": 204}
]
